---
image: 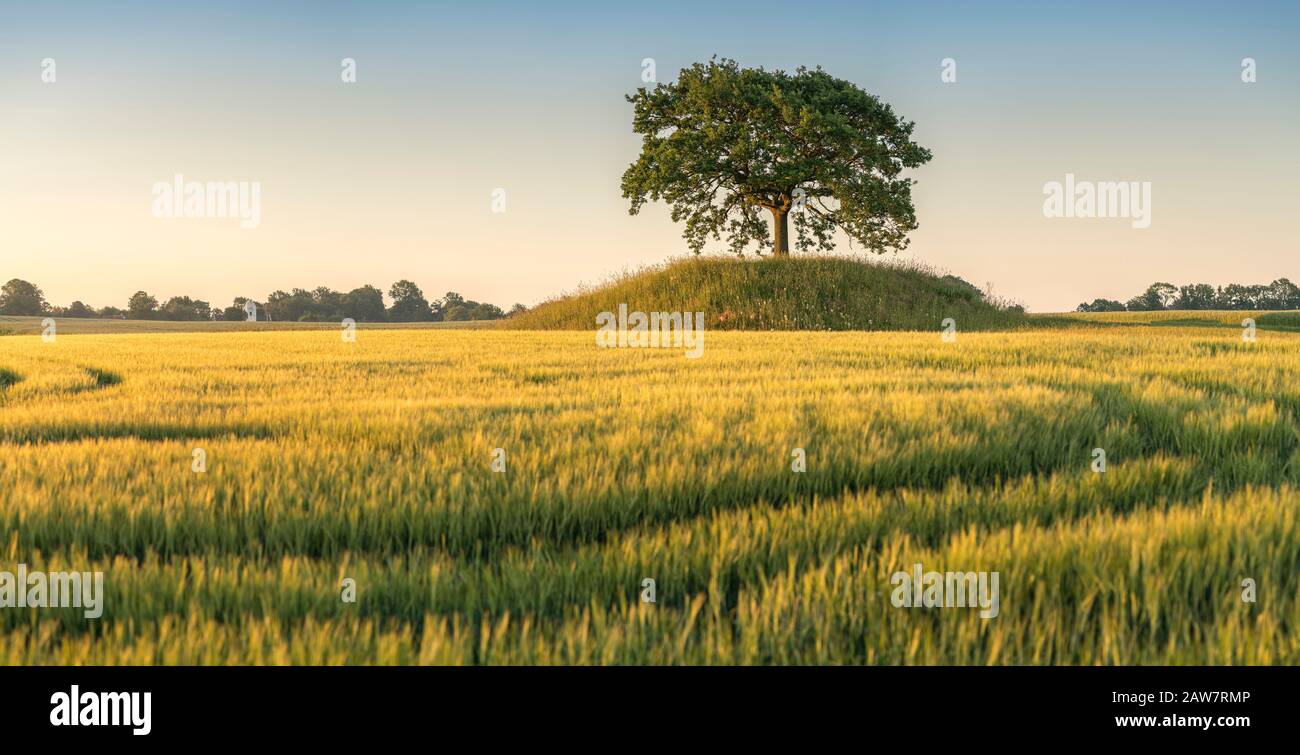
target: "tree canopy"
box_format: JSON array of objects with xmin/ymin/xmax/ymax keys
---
[
  {"xmin": 127, "ymin": 291, "xmax": 160, "ymax": 319},
  {"xmin": 1077, "ymin": 278, "xmax": 1300, "ymax": 312},
  {"xmin": 0, "ymin": 279, "xmax": 48, "ymax": 315},
  {"xmin": 622, "ymin": 58, "xmax": 932, "ymax": 257},
  {"xmin": 387, "ymin": 280, "xmax": 433, "ymax": 322},
  {"xmin": 0, "ymin": 276, "xmax": 512, "ymax": 323}
]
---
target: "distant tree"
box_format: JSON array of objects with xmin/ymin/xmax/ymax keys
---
[
  {"xmin": 311, "ymin": 287, "xmax": 346, "ymax": 320},
  {"xmin": 1265, "ymin": 278, "xmax": 1300, "ymax": 310},
  {"xmin": 219, "ymin": 297, "xmax": 263, "ymax": 321},
  {"xmin": 265, "ymin": 290, "xmax": 290, "ymax": 320},
  {"xmin": 16, "ymin": 280, "xmax": 513, "ymax": 323},
  {"xmin": 1098, "ymin": 278, "xmax": 1300, "ymax": 312},
  {"xmin": 1244, "ymin": 284, "xmax": 1270, "ymax": 310},
  {"xmin": 343, "ymin": 285, "xmax": 387, "ymax": 322},
  {"xmin": 507, "ymin": 303, "xmax": 528, "ymax": 317},
  {"xmin": 0, "ymin": 279, "xmax": 49, "ymax": 315},
  {"xmin": 1125, "ymin": 282, "xmax": 1177, "ymax": 311},
  {"xmin": 126, "ymin": 291, "xmax": 159, "ymax": 320},
  {"xmin": 1076, "ymin": 298, "xmax": 1126, "ymax": 313},
  {"xmin": 266, "ymin": 289, "xmax": 316, "ymax": 322},
  {"xmin": 441, "ymin": 303, "xmax": 470, "ymax": 321},
  {"xmin": 63, "ymin": 300, "xmax": 96, "ymax": 318},
  {"xmin": 468, "ymin": 303, "xmax": 505, "ymax": 320},
  {"xmin": 1215, "ymin": 284, "xmax": 1254, "ymax": 310},
  {"xmin": 622, "ymin": 58, "xmax": 932, "ymax": 257},
  {"xmin": 1173, "ymin": 284, "xmax": 1217, "ymax": 310},
  {"xmin": 387, "ymin": 280, "xmax": 432, "ymax": 322},
  {"xmin": 427, "ymin": 291, "xmax": 458, "ymax": 321},
  {"xmin": 160, "ymin": 296, "xmax": 212, "ymax": 321}
]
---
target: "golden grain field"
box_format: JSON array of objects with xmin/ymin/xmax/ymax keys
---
[{"xmin": 1, "ymin": 323, "xmax": 1298, "ymax": 664}]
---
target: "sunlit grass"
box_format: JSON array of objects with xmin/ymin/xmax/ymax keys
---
[{"xmin": 1, "ymin": 325, "xmax": 1297, "ymax": 664}]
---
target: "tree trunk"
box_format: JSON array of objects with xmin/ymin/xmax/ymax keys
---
[{"xmin": 770, "ymin": 207, "xmax": 790, "ymax": 257}]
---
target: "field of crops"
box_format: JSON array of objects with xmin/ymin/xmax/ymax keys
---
[
  {"xmin": 0, "ymin": 315, "xmax": 489, "ymax": 336},
  {"xmin": 2, "ymin": 320, "xmax": 1298, "ymax": 664}
]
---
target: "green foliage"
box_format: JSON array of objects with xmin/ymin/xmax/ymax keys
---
[
  {"xmin": 622, "ymin": 58, "xmax": 931, "ymax": 257},
  {"xmin": 505, "ymin": 255, "xmax": 1024, "ymax": 331},
  {"xmin": 0, "ymin": 279, "xmax": 48, "ymax": 316},
  {"xmin": 220, "ymin": 297, "xmax": 256, "ymax": 322},
  {"xmin": 444, "ymin": 300, "xmax": 505, "ymax": 322},
  {"xmin": 344, "ymin": 285, "xmax": 387, "ymax": 323},
  {"xmin": 265, "ymin": 288, "xmax": 317, "ymax": 322},
  {"xmin": 387, "ymin": 280, "xmax": 433, "ymax": 322},
  {"xmin": 1174, "ymin": 283, "xmax": 1218, "ymax": 310},
  {"xmin": 126, "ymin": 291, "xmax": 159, "ymax": 320},
  {"xmin": 1075, "ymin": 298, "xmax": 1126, "ymax": 313},
  {"xmin": 938, "ymin": 274, "xmax": 984, "ymax": 300},
  {"xmin": 246, "ymin": 284, "xmax": 507, "ymax": 324},
  {"xmin": 1107, "ymin": 279, "xmax": 1300, "ymax": 312},
  {"xmin": 3, "ymin": 277, "xmax": 507, "ymax": 324},
  {"xmin": 160, "ymin": 296, "xmax": 212, "ymax": 321},
  {"xmin": 61, "ymin": 301, "xmax": 96, "ymax": 318},
  {"xmin": 1125, "ymin": 282, "xmax": 1177, "ymax": 312}
]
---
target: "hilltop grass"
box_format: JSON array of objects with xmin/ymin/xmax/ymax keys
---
[
  {"xmin": 2, "ymin": 325, "xmax": 1299, "ymax": 664},
  {"xmin": 504, "ymin": 255, "xmax": 1027, "ymax": 331}
]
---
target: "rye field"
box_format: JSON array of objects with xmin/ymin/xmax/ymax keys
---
[{"xmin": 1, "ymin": 318, "xmax": 1298, "ymax": 664}]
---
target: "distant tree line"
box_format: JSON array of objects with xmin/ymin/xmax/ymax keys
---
[
  {"xmin": 0, "ymin": 278, "xmax": 528, "ymax": 322},
  {"xmin": 1077, "ymin": 279, "xmax": 1300, "ymax": 313}
]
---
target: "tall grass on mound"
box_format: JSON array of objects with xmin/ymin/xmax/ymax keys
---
[{"xmin": 504, "ymin": 256, "xmax": 1026, "ymax": 331}]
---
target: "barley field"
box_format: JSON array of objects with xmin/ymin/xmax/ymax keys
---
[{"xmin": 1, "ymin": 320, "xmax": 1298, "ymax": 664}]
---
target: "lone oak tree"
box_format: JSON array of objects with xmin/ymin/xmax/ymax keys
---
[{"xmin": 622, "ymin": 59, "xmax": 932, "ymax": 257}]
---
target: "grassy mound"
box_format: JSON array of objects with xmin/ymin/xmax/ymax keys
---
[{"xmin": 505, "ymin": 256, "xmax": 1026, "ymax": 331}]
